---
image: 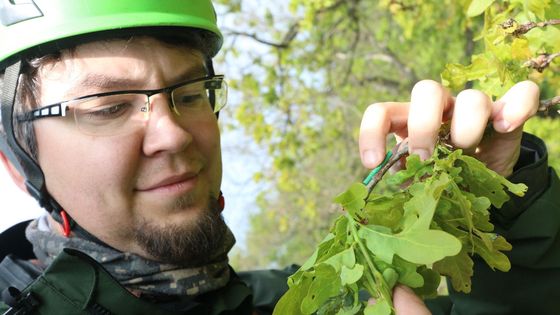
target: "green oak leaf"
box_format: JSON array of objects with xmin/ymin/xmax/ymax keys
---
[
  {"xmin": 392, "ymin": 255, "xmax": 424, "ymax": 288},
  {"xmin": 323, "ymin": 247, "xmax": 356, "ymax": 272},
  {"xmin": 340, "ymin": 264, "xmax": 364, "ymax": 285},
  {"xmin": 363, "ymin": 298, "xmax": 392, "ymax": 315},
  {"xmin": 301, "ymin": 264, "xmax": 342, "ymax": 314},
  {"xmin": 358, "ymin": 223, "xmax": 461, "ymax": 265},
  {"xmin": 300, "ymin": 233, "xmax": 335, "ymax": 271},
  {"xmin": 412, "ymin": 266, "xmax": 441, "ymax": 299},
  {"xmin": 441, "ymin": 54, "xmax": 493, "ymax": 91},
  {"xmin": 363, "ymin": 193, "xmax": 405, "ymax": 231},
  {"xmin": 335, "ymin": 305, "xmax": 361, "ymax": 315},
  {"xmin": 457, "ymin": 155, "xmax": 527, "ymax": 207},
  {"xmin": 473, "ymin": 233, "xmax": 512, "ymax": 272},
  {"xmin": 382, "ymin": 268, "xmax": 399, "ymax": 289},
  {"xmin": 274, "ymin": 272, "xmax": 312, "ymax": 315},
  {"xmin": 385, "ymin": 154, "xmax": 431, "ymax": 186},
  {"xmin": 433, "ymin": 248, "xmax": 474, "ymax": 293},
  {"xmin": 467, "ymin": 0, "xmax": 496, "ymax": 17},
  {"xmin": 334, "ymin": 182, "xmax": 368, "ymax": 218}
]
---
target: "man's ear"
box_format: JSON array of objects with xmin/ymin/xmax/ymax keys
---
[{"xmin": 0, "ymin": 151, "xmax": 28, "ymax": 193}]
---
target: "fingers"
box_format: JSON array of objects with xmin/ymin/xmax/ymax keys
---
[
  {"xmin": 450, "ymin": 89, "xmax": 492, "ymax": 152},
  {"xmin": 408, "ymin": 80, "xmax": 454, "ymax": 160},
  {"xmin": 359, "ymin": 80, "xmax": 539, "ymax": 170},
  {"xmin": 360, "ymin": 80, "xmax": 453, "ymax": 168},
  {"xmin": 393, "ymin": 285, "xmax": 431, "ymax": 315},
  {"xmin": 492, "ymin": 80, "xmax": 540, "ymax": 133},
  {"xmin": 359, "ymin": 102, "xmax": 409, "ymax": 168}
]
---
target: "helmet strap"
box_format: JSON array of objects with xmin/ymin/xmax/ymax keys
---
[
  {"xmin": 1, "ymin": 60, "xmax": 108, "ymax": 245},
  {"xmin": 2, "ymin": 60, "xmax": 54, "ymax": 209}
]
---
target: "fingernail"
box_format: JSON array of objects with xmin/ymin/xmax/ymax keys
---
[
  {"xmin": 495, "ymin": 119, "xmax": 512, "ymax": 132},
  {"xmin": 413, "ymin": 149, "xmax": 431, "ymax": 161},
  {"xmin": 363, "ymin": 149, "xmax": 380, "ymax": 167}
]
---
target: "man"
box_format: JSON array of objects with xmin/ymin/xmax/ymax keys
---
[{"xmin": 0, "ymin": 1, "xmax": 558, "ymax": 314}]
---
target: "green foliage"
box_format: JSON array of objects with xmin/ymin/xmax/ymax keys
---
[
  {"xmin": 274, "ymin": 147, "xmax": 526, "ymax": 314},
  {"xmin": 441, "ymin": 0, "xmax": 560, "ymax": 98},
  {"xmin": 221, "ymin": 0, "xmax": 476, "ymax": 269},
  {"xmin": 220, "ymin": 0, "xmax": 559, "ymax": 271}
]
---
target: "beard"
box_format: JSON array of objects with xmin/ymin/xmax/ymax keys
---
[{"xmin": 133, "ymin": 194, "xmax": 230, "ymax": 267}]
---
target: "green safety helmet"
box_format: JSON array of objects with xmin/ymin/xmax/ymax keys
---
[
  {"xmin": 0, "ymin": 0, "xmax": 223, "ymax": 235},
  {"xmin": 0, "ymin": 0, "xmax": 223, "ymax": 67}
]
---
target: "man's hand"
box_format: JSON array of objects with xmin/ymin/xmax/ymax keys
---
[
  {"xmin": 359, "ymin": 80, "xmax": 540, "ymax": 176},
  {"xmin": 369, "ymin": 286, "xmax": 431, "ymax": 315},
  {"xmin": 393, "ymin": 286, "xmax": 431, "ymax": 315}
]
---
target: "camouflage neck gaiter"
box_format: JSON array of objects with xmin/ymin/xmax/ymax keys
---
[{"xmin": 25, "ymin": 218, "xmax": 235, "ymax": 297}]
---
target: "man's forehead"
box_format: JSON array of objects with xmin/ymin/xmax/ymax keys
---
[
  {"xmin": 75, "ymin": 65, "xmax": 207, "ymax": 90},
  {"xmin": 41, "ymin": 39, "xmax": 208, "ymax": 99}
]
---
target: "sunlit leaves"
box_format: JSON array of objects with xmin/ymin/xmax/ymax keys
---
[
  {"xmin": 467, "ymin": 0, "xmax": 496, "ymax": 17},
  {"xmin": 225, "ymin": 0, "xmax": 560, "ymax": 273},
  {"xmin": 274, "ymin": 146, "xmax": 526, "ymax": 314},
  {"xmin": 334, "ymin": 183, "xmax": 368, "ymax": 218},
  {"xmin": 441, "ymin": 0, "xmax": 560, "ymax": 98}
]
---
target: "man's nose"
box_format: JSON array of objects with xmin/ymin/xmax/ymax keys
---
[{"xmin": 141, "ymin": 94, "xmax": 192, "ymax": 156}]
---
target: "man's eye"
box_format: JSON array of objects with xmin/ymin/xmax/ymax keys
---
[
  {"xmin": 84, "ymin": 103, "xmax": 131, "ymax": 120},
  {"xmin": 177, "ymin": 94, "xmax": 203, "ymax": 106}
]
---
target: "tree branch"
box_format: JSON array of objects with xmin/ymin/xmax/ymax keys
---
[
  {"xmin": 388, "ymin": 0, "xmax": 416, "ymax": 11},
  {"xmin": 524, "ymin": 52, "xmax": 560, "ymax": 72},
  {"xmin": 359, "ymin": 76, "xmax": 402, "ymax": 91},
  {"xmin": 366, "ymin": 140, "xmax": 409, "ymax": 195},
  {"xmin": 315, "ymin": 0, "xmax": 346, "ymax": 14},
  {"xmin": 222, "ymin": 0, "xmax": 345, "ymax": 50},
  {"xmin": 501, "ymin": 18, "xmax": 560, "ymax": 37},
  {"xmin": 222, "ymin": 22, "xmax": 300, "ymax": 49},
  {"xmin": 539, "ymin": 95, "xmax": 560, "ymax": 112},
  {"xmin": 341, "ymin": 1, "xmax": 361, "ymax": 84}
]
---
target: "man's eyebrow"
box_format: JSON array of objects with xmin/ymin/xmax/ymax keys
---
[
  {"xmin": 171, "ymin": 66, "xmax": 208, "ymax": 84},
  {"xmin": 72, "ymin": 66, "xmax": 209, "ymax": 92},
  {"xmin": 76, "ymin": 74, "xmax": 138, "ymax": 90}
]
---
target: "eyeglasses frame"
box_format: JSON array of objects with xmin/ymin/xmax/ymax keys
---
[{"xmin": 17, "ymin": 74, "xmax": 226, "ymax": 123}]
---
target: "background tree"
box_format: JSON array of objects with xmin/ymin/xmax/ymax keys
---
[{"xmin": 214, "ymin": 0, "xmax": 560, "ymax": 269}]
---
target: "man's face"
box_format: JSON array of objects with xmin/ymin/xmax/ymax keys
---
[{"xmin": 33, "ymin": 37, "xmax": 226, "ymax": 264}]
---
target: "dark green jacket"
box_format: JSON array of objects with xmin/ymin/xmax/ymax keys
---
[
  {"xmin": 1, "ymin": 133, "xmax": 559, "ymax": 314},
  {"xmin": 427, "ymin": 133, "xmax": 560, "ymax": 315}
]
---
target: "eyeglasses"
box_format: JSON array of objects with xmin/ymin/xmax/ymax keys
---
[{"xmin": 18, "ymin": 75, "xmax": 227, "ymax": 136}]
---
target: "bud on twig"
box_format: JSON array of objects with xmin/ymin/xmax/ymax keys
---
[
  {"xmin": 539, "ymin": 96, "xmax": 560, "ymax": 113},
  {"xmin": 524, "ymin": 52, "xmax": 560, "ymax": 72},
  {"xmin": 501, "ymin": 18, "xmax": 560, "ymax": 37}
]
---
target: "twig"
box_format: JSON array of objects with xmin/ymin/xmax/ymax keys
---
[
  {"xmin": 539, "ymin": 96, "xmax": 560, "ymax": 112},
  {"xmin": 388, "ymin": 0, "xmax": 416, "ymax": 11},
  {"xmin": 222, "ymin": 0, "xmax": 344, "ymax": 50},
  {"xmin": 524, "ymin": 52, "xmax": 560, "ymax": 72},
  {"xmin": 501, "ymin": 18, "xmax": 560, "ymax": 37},
  {"xmin": 366, "ymin": 140, "xmax": 410, "ymax": 194},
  {"xmin": 223, "ymin": 22, "xmax": 299, "ymax": 49}
]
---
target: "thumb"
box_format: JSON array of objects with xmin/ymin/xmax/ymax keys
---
[{"xmin": 393, "ymin": 285, "xmax": 431, "ymax": 315}]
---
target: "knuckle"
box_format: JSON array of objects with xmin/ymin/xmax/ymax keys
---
[
  {"xmin": 456, "ymin": 89, "xmax": 491, "ymax": 112},
  {"xmin": 517, "ymin": 80, "xmax": 540, "ymax": 94},
  {"xmin": 364, "ymin": 102, "xmax": 390, "ymax": 117},
  {"xmin": 456, "ymin": 89, "xmax": 486, "ymax": 100},
  {"xmin": 411, "ymin": 79, "xmax": 441, "ymax": 95}
]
